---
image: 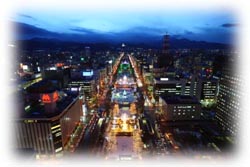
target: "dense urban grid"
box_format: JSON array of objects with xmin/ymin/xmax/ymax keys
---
[{"xmin": 11, "ymin": 34, "xmax": 241, "ymax": 161}]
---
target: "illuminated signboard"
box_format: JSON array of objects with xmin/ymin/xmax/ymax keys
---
[
  {"xmin": 53, "ymin": 91, "xmax": 59, "ymax": 101},
  {"xmin": 82, "ymin": 69, "xmax": 93, "ymax": 76},
  {"xmin": 56, "ymin": 63, "xmax": 64, "ymax": 67},
  {"xmin": 41, "ymin": 91, "xmax": 59, "ymax": 103},
  {"xmin": 22, "ymin": 65, "xmax": 28, "ymax": 70},
  {"xmin": 42, "ymin": 94, "xmax": 51, "ymax": 103},
  {"xmin": 49, "ymin": 67, "xmax": 57, "ymax": 70},
  {"xmin": 34, "ymin": 73, "xmax": 41, "ymax": 78},
  {"xmin": 71, "ymin": 87, "xmax": 78, "ymax": 91},
  {"xmin": 160, "ymin": 78, "xmax": 169, "ymax": 81}
]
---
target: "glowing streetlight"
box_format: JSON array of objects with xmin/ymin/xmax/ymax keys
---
[{"xmin": 123, "ymin": 75, "xmax": 127, "ymax": 81}]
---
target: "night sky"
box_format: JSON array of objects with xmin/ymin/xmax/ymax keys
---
[{"xmin": 11, "ymin": 9, "xmax": 238, "ymax": 44}]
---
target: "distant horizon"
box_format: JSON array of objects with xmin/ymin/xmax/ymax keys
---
[
  {"xmin": 10, "ymin": 10, "xmax": 238, "ymax": 45},
  {"xmin": 13, "ymin": 34, "xmax": 231, "ymax": 51}
]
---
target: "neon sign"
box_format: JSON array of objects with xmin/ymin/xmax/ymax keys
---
[
  {"xmin": 53, "ymin": 91, "xmax": 59, "ymax": 102},
  {"xmin": 56, "ymin": 63, "xmax": 64, "ymax": 67},
  {"xmin": 41, "ymin": 91, "xmax": 59, "ymax": 103},
  {"xmin": 42, "ymin": 94, "xmax": 51, "ymax": 103}
]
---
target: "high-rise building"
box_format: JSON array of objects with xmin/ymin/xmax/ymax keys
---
[
  {"xmin": 162, "ymin": 34, "xmax": 170, "ymax": 55},
  {"xmin": 215, "ymin": 58, "xmax": 241, "ymax": 136},
  {"xmin": 158, "ymin": 34, "xmax": 174, "ymax": 68}
]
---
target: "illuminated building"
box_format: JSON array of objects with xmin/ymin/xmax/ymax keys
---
[
  {"xmin": 69, "ymin": 68, "xmax": 96, "ymax": 101},
  {"xmin": 196, "ymin": 78, "xmax": 218, "ymax": 107},
  {"xmin": 99, "ymin": 68, "xmax": 108, "ymax": 82},
  {"xmin": 215, "ymin": 59, "xmax": 241, "ymax": 136},
  {"xmin": 117, "ymin": 60, "xmax": 132, "ymax": 75},
  {"xmin": 191, "ymin": 76, "xmax": 199, "ymax": 97},
  {"xmin": 18, "ymin": 73, "xmax": 43, "ymax": 90},
  {"xmin": 159, "ymin": 96, "xmax": 201, "ymax": 121},
  {"xmin": 68, "ymin": 79, "xmax": 95, "ymax": 101},
  {"xmin": 154, "ymin": 77, "xmax": 185, "ymax": 101},
  {"xmin": 14, "ymin": 82, "xmax": 83, "ymax": 157},
  {"xmin": 98, "ymin": 67, "xmax": 108, "ymax": 91},
  {"xmin": 184, "ymin": 80, "xmax": 192, "ymax": 96}
]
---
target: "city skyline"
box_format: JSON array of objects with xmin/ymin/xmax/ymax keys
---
[
  {"xmin": 11, "ymin": 30, "xmax": 240, "ymax": 161},
  {"xmin": 5, "ymin": 1, "xmax": 243, "ymax": 165}
]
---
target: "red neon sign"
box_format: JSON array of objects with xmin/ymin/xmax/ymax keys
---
[
  {"xmin": 53, "ymin": 92, "xmax": 59, "ymax": 102},
  {"xmin": 41, "ymin": 91, "xmax": 59, "ymax": 103},
  {"xmin": 56, "ymin": 63, "xmax": 64, "ymax": 67},
  {"xmin": 42, "ymin": 94, "xmax": 51, "ymax": 103}
]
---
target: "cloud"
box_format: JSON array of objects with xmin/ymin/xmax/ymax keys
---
[
  {"xmin": 18, "ymin": 14, "xmax": 36, "ymax": 20},
  {"xmin": 184, "ymin": 30, "xmax": 194, "ymax": 35},
  {"xmin": 69, "ymin": 27, "xmax": 96, "ymax": 34},
  {"xmin": 12, "ymin": 21, "xmax": 233, "ymax": 45},
  {"xmin": 183, "ymin": 26, "xmax": 234, "ymax": 44},
  {"xmin": 16, "ymin": 22, "xmax": 43, "ymax": 34},
  {"xmin": 12, "ymin": 21, "xmax": 111, "ymax": 42},
  {"xmin": 123, "ymin": 26, "xmax": 165, "ymax": 35},
  {"xmin": 221, "ymin": 23, "xmax": 239, "ymax": 28},
  {"xmin": 14, "ymin": 22, "xmax": 55, "ymax": 37},
  {"xmin": 171, "ymin": 34, "xmax": 182, "ymax": 39}
]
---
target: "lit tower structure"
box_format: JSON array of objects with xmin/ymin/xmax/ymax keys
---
[
  {"xmin": 162, "ymin": 34, "xmax": 170, "ymax": 55},
  {"xmin": 158, "ymin": 33, "xmax": 173, "ymax": 69}
]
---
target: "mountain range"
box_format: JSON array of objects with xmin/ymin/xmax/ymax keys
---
[{"xmin": 13, "ymin": 21, "xmax": 232, "ymax": 50}]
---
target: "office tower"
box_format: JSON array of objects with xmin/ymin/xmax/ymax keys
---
[
  {"xmin": 158, "ymin": 34, "xmax": 174, "ymax": 68},
  {"xmin": 215, "ymin": 58, "xmax": 241, "ymax": 136},
  {"xmin": 162, "ymin": 34, "xmax": 170, "ymax": 55}
]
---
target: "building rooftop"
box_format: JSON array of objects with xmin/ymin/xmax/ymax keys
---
[
  {"xmin": 70, "ymin": 75, "xmax": 95, "ymax": 82},
  {"xmin": 161, "ymin": 95, "xmax": 200, "ymax": 104},
  {"xmin": 26, "ymin": 79, "xmax": 59, "ymax": 94},
  {"xmin": 17, "ymin": 91, "xmax": 78, "ymax": 120}
]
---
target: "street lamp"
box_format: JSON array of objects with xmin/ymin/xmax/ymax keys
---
[{"xmin": 108, "ymin": 60, "xmax": 113, "ymax": 73}]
